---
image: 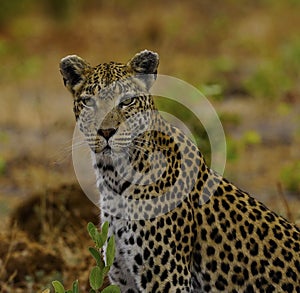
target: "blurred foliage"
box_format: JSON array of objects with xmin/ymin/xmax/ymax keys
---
[
  {"xmin": 0, "ymin": 0, "xmax": 29, "ymax": 26},
  {"xmin": 219, "ymin": 112, "xmax": 241, "ymax": 128},
  {"xmin": 281, "ymin": 37, "xmax": 300, "ymax": 79},
  {"xmin": 244, "ymin": 62, "xmax": 291, "ymax": 100},
  {"xmin": 0, "ymin": 0, "xmax": 79, "ymax": 24},
  {"xmin": 276, "ymin": 102, "xmax": 292, "ymax": 116},
  {"xmin": 15, "ymin": 56, "xmax": 42, "ymax": 78},
  {"xmin": 44, "ymin": 0, "xmax": 75, "ymax": 20},
  {"xmin": 225, "ymin": 130, "xmax": 262, "ymax": 162},
  {"xmin": 241, "ymin": 130, "xmax": 262, "ymax": 146},
  {"xmin": 225, "ymin": 136, "xmax": 239, "ymax": 162},
  {"xmin": 1, "ymin": 0, "xmax": 300, "ymax": 100},
  {"xmin": 0, "ymin": 39, "xmax": 9, "ymax": 56},
  {"xmin": 281, "ymin": 162, "xmax": 300, "ymax": 194},
  {"xmin": 243, "ymin": 37, "xmax": 300, "ymax": 100},
  {"xmin": 198, "ymin": 83, "xmax": 223, "ymax": 100}
]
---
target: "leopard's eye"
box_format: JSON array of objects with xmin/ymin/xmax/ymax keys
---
[
  {"xmin": 82, "ymin": 97, "xmax": 96, "ymax": 108},
  {"xmin": 119, "ymin": 96, "xmax": 136, "ymax": 108}
]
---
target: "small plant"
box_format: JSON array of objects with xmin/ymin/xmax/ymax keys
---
[{"xmin": 51, "ymin": 222, "xmax": 120, "ymax": 293}]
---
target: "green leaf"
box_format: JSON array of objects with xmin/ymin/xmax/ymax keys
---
[
  {"xmin": 101, "ymin": 285, "xmax": 121, "ymax": 293},
  {"xmin": 89, "ymin": 266, "xmax": 104, "ymax": 290},
  {"xmin": 87, "ymin": 222, "xmax": 97, "ymax": 241},
  {"xmin": 101, "ymin": 221, "xmax": 109, "ymax": 235},
  {"xmin": 72, "ymin": 280, "xmax": 79, "ymax": 293},
  {"xmin": 96, "ymin": 222, "xmax": 109, "ymax": 248},
  {"xmin": 103, "ymin": 266, "xmax": 110, "ymax": 275},
  {"xmin": 106, "ymin": 236, "xmax": 115, "ymax": 267},
  {"xmin": 52, "ymin": 281, "xmax": 65, "ymax": 293},
  {"xmin": 95, "ymin": 234, "xmax": 105, "ymax": 248},
  {"xmin": 89, "ymin": 247, "xmax": 104, "ymax": 268}
]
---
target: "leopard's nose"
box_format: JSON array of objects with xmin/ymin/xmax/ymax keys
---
[{"xmin": 97, "ymin": 128, "xmax": 117, "ymax": 140}]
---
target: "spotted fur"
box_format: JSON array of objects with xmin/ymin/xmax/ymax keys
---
[{"xmin": 60, "ymin": 50, "xmax": 300, "ymax": 292}]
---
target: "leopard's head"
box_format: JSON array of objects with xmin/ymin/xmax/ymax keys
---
[{"xmin": 60, "ymin": 50, "xmax": 159, "ymax": 158}]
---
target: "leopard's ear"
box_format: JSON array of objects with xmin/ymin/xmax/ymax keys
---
[
  {"xmin": 128, "ymin": 50, "xmax": 159, "ymax": 74},
  {"xmin": 127, "ymin": 50, "xmax": 159, "ymax": 89},
  {"xmin": 59, "ymin": 55, "xmax": 91, "ymax": 94}
]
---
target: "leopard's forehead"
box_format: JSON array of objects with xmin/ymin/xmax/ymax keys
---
[{"xmin": 82, "ymin": 62, "xmax": 132, "ymax": 96}]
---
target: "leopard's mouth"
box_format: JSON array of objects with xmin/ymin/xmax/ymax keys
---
[
  {"xmin": 102, "ymin": 145, "xmax": 112, "ymax": 154},
  {"xmin": 90, "ymin": 144, "xmax": 111, "ymax": 154}
]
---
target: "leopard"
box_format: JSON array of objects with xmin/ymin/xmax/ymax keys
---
[{"xmin": 60, "ymin": 50, "xmax": 300, "ymax": 292}]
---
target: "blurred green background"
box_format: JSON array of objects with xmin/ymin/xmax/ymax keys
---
[{"xmin": 0, "ymin": 0, "xmax": 300, "ymax": 290}]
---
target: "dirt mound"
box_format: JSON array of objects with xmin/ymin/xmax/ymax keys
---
[
  {"xmin": 10, "ymin": 183, "xmax": 99, "ymax": 242},
  {"xmin": 0, "ymin": 183, "xmax": 102, "ymax": 291}
]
